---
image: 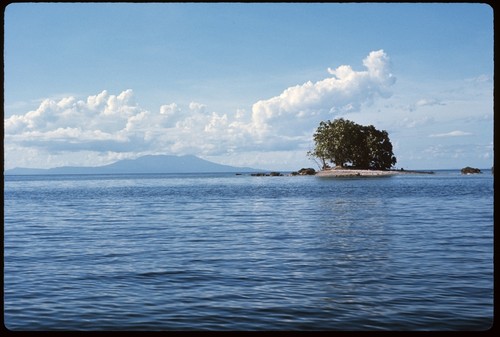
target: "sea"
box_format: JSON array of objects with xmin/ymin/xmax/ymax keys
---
[{"xmin": 3, "ymin": 170, "xmax": 494, "ymax": 331}]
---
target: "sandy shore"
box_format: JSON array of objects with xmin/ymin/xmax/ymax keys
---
[{"xmin": 315, "ymin": 168, "xmax": 433, "ymax": 177}]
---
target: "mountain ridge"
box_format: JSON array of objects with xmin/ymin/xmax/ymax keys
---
[{"xmin": 5, "ymin": 155, "xmax": 264, "ymax": 175}]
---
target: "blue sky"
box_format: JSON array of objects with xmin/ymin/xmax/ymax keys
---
[{"xmin": 4, "ymin": 3, "xmax": 493, "ymax": 170}]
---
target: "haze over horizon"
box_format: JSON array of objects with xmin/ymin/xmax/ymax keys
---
[
  {"xmin": 4, "ymin": 3, "xmax": 493, "ymax": 171},
  {"xmin": 5, "ymin": 154, "xmax": 268, "ymax": 175}
]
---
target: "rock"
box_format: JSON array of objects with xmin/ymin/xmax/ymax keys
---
[
  {"xmin": 291, "ymin": 168, "xmax": 316, "ymax": 176},
  {"xmin": 299, "ymin": 167, "xmax": 316, "ymax": 176},
  {"xmin": 250, "ymin": 172, "xmax": 282, "ymax": 177},
  {"xmin": 461, "ymin": 166, "xmax": 482, "ymax": 174},
  {"xmin": 298, "ymin": 168, "xmax": 316, "ymax": 175}
]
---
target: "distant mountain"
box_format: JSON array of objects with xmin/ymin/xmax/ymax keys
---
[{"xmin": 5, "ymin": 155, "xmax": 264, "ymax": 175}]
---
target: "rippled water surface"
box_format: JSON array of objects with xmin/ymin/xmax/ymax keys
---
[{"xmin": 4, "ymin": 171, "xmax": 493, "ymax": 330}]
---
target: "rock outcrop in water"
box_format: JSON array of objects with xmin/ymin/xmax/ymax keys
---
[
  {"xmin": 291, "ymin": 168, "xmax": 316, "ymax": 176},
  {"xmin": 461, "ymin": 167, "xmax": 482, "ymax": 174},
  {"xmin": 251, "ymin": 172, "xmax": 283, "ymax": 176},
  {"xmin": 250, "ymin": 168, "xmax": 316, "ymax": 177}
]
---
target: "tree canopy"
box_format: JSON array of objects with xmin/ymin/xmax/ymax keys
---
[{"xmin": 309, "ymin": 118, "xmax": 397, "ymax": 170}]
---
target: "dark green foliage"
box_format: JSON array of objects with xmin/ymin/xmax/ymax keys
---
[{"xmin": 309, "ymin": 118, "xmax": 397, "ymax": 170}]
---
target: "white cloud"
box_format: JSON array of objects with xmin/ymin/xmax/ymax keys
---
[
  {"xmin": 397, "ymin": 97, "xmax": 445, "ymax": 113},
  {"xmin": 159, "ymin": 102, "xmax": 180, "ymax": 116},
  {"xmin": 397, "ymin": 116, "xmax": 435, "ymax": 128},
  {"xmin": 5, "ymin": 89, "xmax": 146, "ymax": 154},
  {"xmin": 188, "ymin": 101, "xmax": 207, "ymax": 113},
  {"xmin": 251, "ymin": 49, "xmax": 396, "ymax": 138},
  {"xmin": 4, "ymin": 50, "xmax": 399, "ymax": 169},
  {"xmin": 415, "ymin": 98, "xmax": 445, "ymax": 108},
  {"xmin": 429, "ymin": 130, "xmax": 473, "ymax": 138}
]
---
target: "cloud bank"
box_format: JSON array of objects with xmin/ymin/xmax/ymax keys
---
[{"xmin": 4, "ymin": 50, "xmax": 396, "ymax": 169}]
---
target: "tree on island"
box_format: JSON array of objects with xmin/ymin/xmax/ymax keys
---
[{"xmin": 308, "ymin": 118, "xmax": 397, "ymax": 170}]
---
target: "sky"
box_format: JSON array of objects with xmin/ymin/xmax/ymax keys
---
[{"xmin": 4, "ymin": 3, "xmax": 494, "ymax": 171}]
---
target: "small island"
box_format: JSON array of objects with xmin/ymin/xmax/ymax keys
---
[
  {"xmin": 307, "ymin": 118, "xmax": 433, "ymax": 177},
  {"xmin": 461, "ymin": 166, "xmax": 482, "ymax": 174},
  {"xmin": 316, "ymin": 167, "xmax": 433, "ymax": 177},
  {"xmin": 249, "ymin": 119, "xmax": 439, "ymax": 178}
]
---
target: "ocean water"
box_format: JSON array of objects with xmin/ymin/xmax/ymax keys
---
[{"xmin": 4, "ymin": 171, "xmax": 494, "ymax": 330}]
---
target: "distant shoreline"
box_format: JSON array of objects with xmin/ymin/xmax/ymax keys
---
[{"xmin": 315, "ymin": 168, "xmax": 434, "ymax": 177}]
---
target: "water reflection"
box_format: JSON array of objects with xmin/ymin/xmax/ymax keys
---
[{"xmin": 308, "ymin": 197, "xmax": 398, "ymax": 325}]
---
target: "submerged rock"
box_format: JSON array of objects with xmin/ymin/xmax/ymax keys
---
[{"xmin": 461, "ymin": 167, "xmax": 482, "ymax": 174}]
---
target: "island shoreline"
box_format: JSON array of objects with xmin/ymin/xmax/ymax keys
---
[{"xmin": 315, "ymin": 168, "xmax": 434, "ymax": 177}]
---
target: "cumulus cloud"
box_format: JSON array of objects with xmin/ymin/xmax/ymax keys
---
[
  {"xmin": 160, "ymin": 102, "xmax": 179, "ymax": 115},
  {"xmin": 5, "ymin": 90, "xmax": 142, "ymax": 150},
  {"xmin": 5, "ymin": 89, "xmax": 255, "ymax": 159},
  {"xmin": 251, "ymin": 49, "xmax": 395, "ymax": 137},
  {"xmin": 188, "ymin": 101, "xmax": 207, "ymax": 113},
  {"xmin": 5, "ymin": 50, "xmax": 397, "ymax": 169}
]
